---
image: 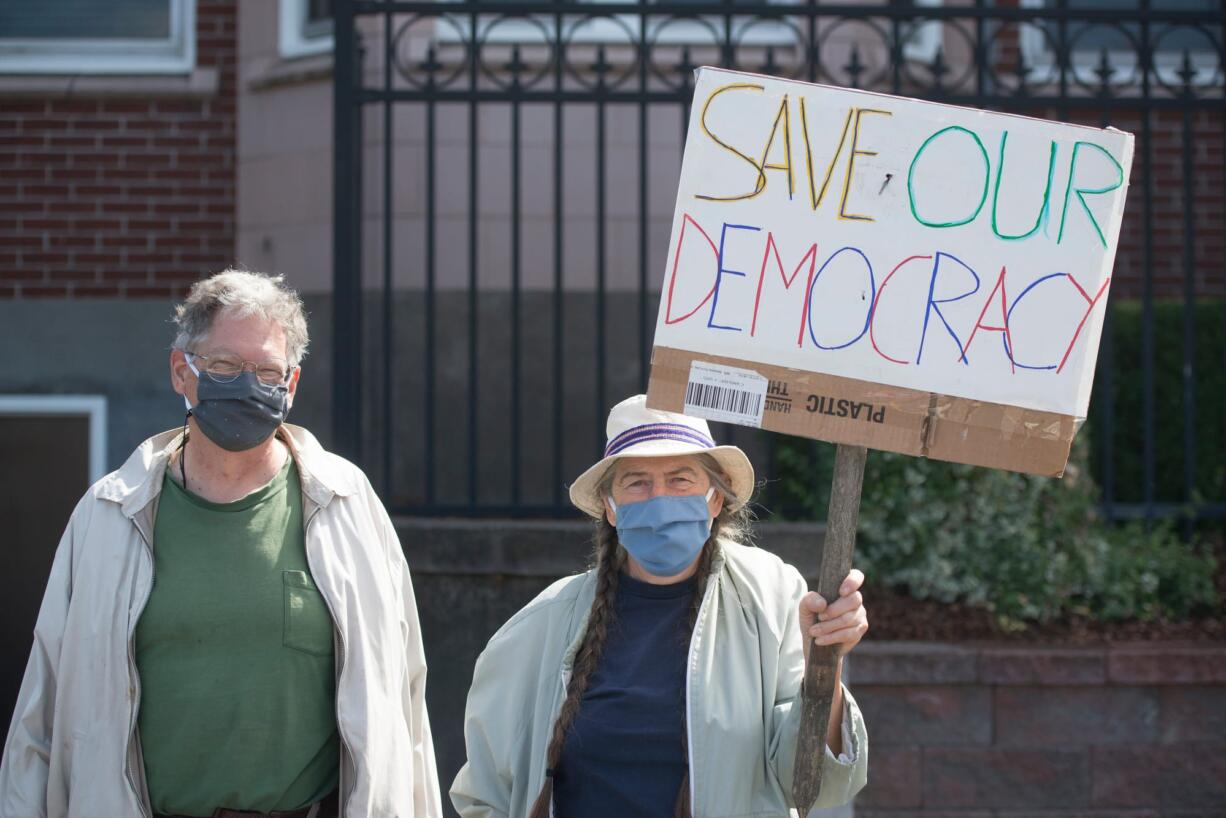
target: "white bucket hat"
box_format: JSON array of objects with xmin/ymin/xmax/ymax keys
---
[{"xmin": 568, "ymin": 394, "xmax": 756, "ymax": 518}]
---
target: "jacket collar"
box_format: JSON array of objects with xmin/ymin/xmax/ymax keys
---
[{"xmin": 96, "ymin": 423, "xmax": 359, "ymax": 518}]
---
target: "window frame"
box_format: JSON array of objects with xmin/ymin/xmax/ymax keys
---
[
  {"xmin": 0, "ymin": 0, "xmax": 196, "ymax": 75},
  {"xmin": 280, "ymin": 0, "xmax": 335, "ymax": 59},
  {"xmin": 902, "ymin": 0, "xmax": 945, "ymax": 64},
  {"xmin": 0, "ymin": 395, "xmax": 108, "ymax": 483}
]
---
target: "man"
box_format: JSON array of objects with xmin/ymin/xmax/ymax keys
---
[{"xmin": 0, "ymin": 270, "xmax": 441, "ymax": 818}]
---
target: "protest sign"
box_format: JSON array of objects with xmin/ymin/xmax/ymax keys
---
[{"xmin": 646, "ymin": 67, "xmax": 1134, "ymax": 476}]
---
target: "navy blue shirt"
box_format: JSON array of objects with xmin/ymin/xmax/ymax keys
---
[{"xmin": 553, "ymin": 573, "xmax": 697, "ymax": 818}]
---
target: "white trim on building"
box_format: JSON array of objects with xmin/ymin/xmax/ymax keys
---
[
  {"xmin": 280, "ymin": 0, "xmax": 335, "ymax": 59},
  {"xmin": 0, "ymin": 395, "xmax": 108, "ymax": 483},
  {"xmin": 903, "ymin": 0, "xmax": 945, "ymax": 64}
]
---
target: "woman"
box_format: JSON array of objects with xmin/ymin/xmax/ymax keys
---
[{"xmin": 451, "ymin": 395, "xmax": 869, "ymax": 818}]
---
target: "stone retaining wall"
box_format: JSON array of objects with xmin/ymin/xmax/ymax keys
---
[{"xmin": 853, "ymin": 642, "xmax": 1226, "ymax": 818}]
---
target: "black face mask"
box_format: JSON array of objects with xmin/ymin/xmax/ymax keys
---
[{"xmin": 185, "ymin": 364, "xmax": 290, "ymax": 452}]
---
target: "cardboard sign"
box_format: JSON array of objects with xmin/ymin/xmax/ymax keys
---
[{"xmin": 646, "ymin": 67, "xmax": 1134, "ymax": 476}]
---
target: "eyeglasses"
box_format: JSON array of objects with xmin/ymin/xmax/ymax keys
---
[{"xmin": 187, "ymin": 351, "xmax": 294, "ymax": 386}]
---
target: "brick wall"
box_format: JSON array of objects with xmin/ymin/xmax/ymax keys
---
[
  {"xmin": 0, "ymin": 0, "xmax": 237, "ymax": 299},
  {"xmin": 988, "ymin": 104, "xmax": 1225, "ymax": 301},
  {"xmin": 978, "ymin": 0, "xmax": 1225, "ymax": 301},
  {"xmin": 1050, "ymin": 108, "xmax": 1225, "ymax": 302},
  {"xmin": 854, "ymin": 642, "xmax": 1226, "ymax": 818}
]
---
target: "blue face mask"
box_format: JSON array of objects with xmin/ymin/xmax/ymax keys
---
[{"xmin": 609, "ymin": 489, "xmax": 714, "ymax": 578}]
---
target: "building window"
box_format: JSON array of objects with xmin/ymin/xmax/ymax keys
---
[
  {"xmin": 1019, "ymin": 0, "xmax": 1221, "ymax": 87},
  {"xmin": 0, "ymin": 0, "xmax": 195, "ymax": 74},
  {"xmin": 430, "ymin": 0, "xmax": 946, "ymax": 64},
  {"xmin": 268, "ymin": 0, "xmax": 942, "ymax": 68},
  {"xmin": 280, "ymin": 0, "xmax": 334, "ymax": 59},
  {"xmin": 901, "ymin": 0, "xmax": 945, "ymax": 64},
  {"xmin": 433, "ymin": 0, "xmax": 804, "ymax": 49}
]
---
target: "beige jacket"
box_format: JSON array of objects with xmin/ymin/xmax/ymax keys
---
[
  {"xmin": 451, "ymin": 540, "xmax": 869, "ymax": 818},
  {"xmin": 0, "ymin": 425, "xmax": 442, "ymax": 818}
]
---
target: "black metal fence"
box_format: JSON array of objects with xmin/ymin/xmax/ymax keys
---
[{"xmin": 332, "ymin": 0, "xmax": 1225, "ymax": 521}]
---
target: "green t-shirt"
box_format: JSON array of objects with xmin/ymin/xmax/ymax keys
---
[{"xmin": 135, "ymin": 457, "xmax": 340, "ymax": 815}]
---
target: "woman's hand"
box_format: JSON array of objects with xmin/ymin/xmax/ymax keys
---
[{"xmin": 799, "ymin": 569, "xmax": 867, "ymax": 664}]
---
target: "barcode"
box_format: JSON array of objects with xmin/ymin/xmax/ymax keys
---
[
  {"xmin": 685, "ymin": 382, "xmax": 763, "ymax": 418},
  {"xmin": 684, "ymin": 361, "xmax": 768, "ymax": 427}
]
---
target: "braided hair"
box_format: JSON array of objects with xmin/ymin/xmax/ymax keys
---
[{"xmin": 527, "ymin": 454, "xmax": 752, "ymax": 818}]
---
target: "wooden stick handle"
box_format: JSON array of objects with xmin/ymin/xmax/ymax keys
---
[{"xmin": 792, "ymin": 443, "xmax": 866, "ymax": 816}]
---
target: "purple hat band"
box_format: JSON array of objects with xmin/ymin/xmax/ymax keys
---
[{"xmin": 603, "ymin": 423, "xmax": 717, "ymax": 459}]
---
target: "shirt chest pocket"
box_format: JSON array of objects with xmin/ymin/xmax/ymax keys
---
[{"xmin": 282, "ymin": 570, "xmax": 335, "ymax": 657}]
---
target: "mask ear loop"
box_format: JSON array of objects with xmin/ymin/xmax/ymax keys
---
[
  {"xmin": 180, "ymin": 352, "xmax": 198, "ymax": 489},
  {"xmin": 704, "ymin": 487, "xmax": 717, "ymax": 536},
  {"xmin": 180, "ymin": 409, "xmax": 190, "ymax": 488}
]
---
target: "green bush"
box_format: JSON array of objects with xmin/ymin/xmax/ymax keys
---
[
  {"xmin": 772, "ymin": 434, "xmax": 1219, "ymax": 625},
  {"xmin": 1090, "ymin": 299, "xmax": 1225, "ymax": 506}
]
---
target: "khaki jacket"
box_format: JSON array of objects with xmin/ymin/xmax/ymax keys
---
[
  {"xmin": 450, "ymin": 540, "xmax": 869, "ymax": 818},
  {"xmin": 0, "ymin": 425, "xmax": 442, "ymax": 818}
]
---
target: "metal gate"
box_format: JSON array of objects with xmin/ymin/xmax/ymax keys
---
[{"xmin": 331, "ymin": 0, "xmax": 1225, "ymax": 521}]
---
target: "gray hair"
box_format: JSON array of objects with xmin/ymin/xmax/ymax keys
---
[
  {"xmin": 596, "ymin": 452, "xmax": 752, "ymax": 544},
  {"xmin": 172, "ymin": 269, "xmax": 310, "ymax": 366}
]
